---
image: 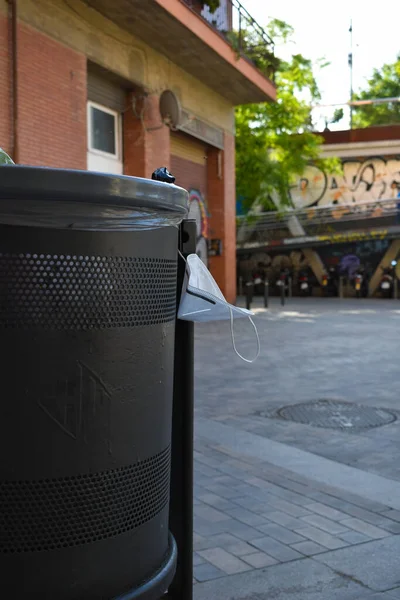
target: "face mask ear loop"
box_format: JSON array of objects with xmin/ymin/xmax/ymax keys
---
[
  {"xmin": 229, "ymin": 307, "xmax": 260, "ymax": 363},
  {"xmin": 178, "ymin": 249, "xmax": 187, "ymax": 263}
]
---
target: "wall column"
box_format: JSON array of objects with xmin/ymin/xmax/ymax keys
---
[
  {"xmin": 207, "ymin": 132, "xmax": 236, "ymax": 303},
  {"xmin": 124, "ymin": 92, "xmax": 170, "ymax": 178}
]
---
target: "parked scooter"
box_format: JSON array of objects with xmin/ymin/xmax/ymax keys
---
[
  {"xmin": 354, "ymin": 272, "xmax": 363, "ymax": 298},
  {"xmin": 298, "ymin": 270, "xmax": 312, "ymax": 296},
  {"xmin": 379, "ymin": 262, "xmax": 396, "ymax": 298},
  {"xmin": 326, "ymin": 266, "xmax": 339, "ymax": 297},
  {"xmin": 276, "ymin": 268, "xmax": 289, "ymax": 292},
  {"xmin": 321, "ymin": 272, "xmax": 328, "ymax": 295},
  {"xmin": 251, "ymin": 263, "xmax": 266, "ymax": 295}
]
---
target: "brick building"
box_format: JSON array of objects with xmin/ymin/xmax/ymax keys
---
[{"xmin": 0, "ymin": 0, "xmax": 276, "ymax": 302}]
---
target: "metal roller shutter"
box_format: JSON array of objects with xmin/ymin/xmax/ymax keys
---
[
  {"xmin": 171, "ymin": 133, "xmax": 208, "ymax": 263},
  {"xmin": 87, "ymin": 70, "xmax": 127, "ymax": 113},
  {"xmin": 170, "ymin": 133, "xmax": 207, "ymax": 195}
]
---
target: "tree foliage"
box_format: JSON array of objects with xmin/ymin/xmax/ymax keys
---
[
  {"xmin": 235, "ymin": 19, "xmax": 340, "ymax": 211},
  {"xmin": 352, "ymin": 55, "xmax": 400, "ymax": 127},
  {"xmin": 202, "ymin": 0, "xmax": 220, "ymax": 14},
  {"xmin": 225, "ymin": 28, "xmax": 279, "ymax": 80}
]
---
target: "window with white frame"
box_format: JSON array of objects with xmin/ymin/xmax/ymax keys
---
[{"xmin": 87, "ymin": 101, "xmax": 121, "ymax": 160}]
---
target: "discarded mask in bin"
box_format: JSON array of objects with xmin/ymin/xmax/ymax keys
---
[
  {"xmin": 0, "ymin": 164, "xmax": 188, "ymax": 600},
  {"xmin": 0, "ymin": 147, "xmax": 14, "ymax": 164},
  {"xmin": 178, "ymin": 253, "xmax": 260, "ymax": 363}
]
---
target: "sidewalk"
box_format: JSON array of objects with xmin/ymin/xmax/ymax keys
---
[
  {"xmin": 193, "ymin": 428, "xmax": 400, "ymax": 599},
  {"xmin": 192, "ymin": 299, "xmax": 400, "ymax": 600}
]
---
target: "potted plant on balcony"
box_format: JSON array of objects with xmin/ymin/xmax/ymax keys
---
[
  {"xmin": 188, "ymin": 0, "xmax": 220, "ymax": 13},
  {"xmin": 225, "ymin": 29, "xmax": 280, "ymax": 79},
  {"xmin": 203, "ymin": 0, "xmax": 220, "ymax": 11}
]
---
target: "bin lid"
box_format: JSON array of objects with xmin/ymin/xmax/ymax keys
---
[{"xmin": 0, "ymin": 166, "xmax": 189, "ymax": 230}]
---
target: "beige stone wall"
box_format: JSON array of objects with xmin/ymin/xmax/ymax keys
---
[{"xmin": 19, "ymin": 0, "xmax": 235, "ymax": 134}]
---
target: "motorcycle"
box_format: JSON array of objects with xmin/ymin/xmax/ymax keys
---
[
  {"xmin": 276, "ymin": 269, "xmax": 289, "ymax": 293},
  {"xmin": 298, "ymin": 271, "xmax": 312, "ymax": 296},
  {"xmin": 251, "ymin": 265, "xmax": 266, "ymax": 295},
  {"xmin": 321, "ymin": 273, "xmax": 328, "ymax": 295},
  {"xmin": 354, "ymin": 273, "xmax": 363, "ymax": 298},
  {"xmin": 327, "ymin": 266, "xmax": 339, "ymax": 297},
  {"xmin": 380, "ymin": 267, "xmax": 394, "ymax": 298}
]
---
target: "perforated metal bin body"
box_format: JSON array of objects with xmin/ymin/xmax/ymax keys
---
[{"xmin": 0, "ymin": 167, "xmax": 188, "ymax": 600}]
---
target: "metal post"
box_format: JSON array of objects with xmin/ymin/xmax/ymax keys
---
[
  {"xmin": 349, "ymin": 19, "xmax": 353, "ymax": 129},
  {"xmin": 280, "ymin": 282, "xmax": 285, "ymax": 307},
  {"xmin": 238, "ymin": 276, "xmax": 243, "ymax": 297},
  {"xmin": 168, "ymin": 219, "xmax": 196, "ymax": 600},
  {"xmin": 339, "ymin": 276, "xmax": 344, "ymax": 299},
  {"xmin": 245, "ymin": 282, "xmax": 253, "ymax": 311},
  {"xmin": 238, "ymin": 6, "xmax": 242, "ymax": 52},
  {"xmin": 288, "ymin": 276, "xmax": 292, "ymax": 298},
  {"xmin": 394, "ymin": 277, "xmax": 398, "ymax": 300},
  {"xmin": 264, "ymin": 280, "xmax": 269, "ymax": 308}
]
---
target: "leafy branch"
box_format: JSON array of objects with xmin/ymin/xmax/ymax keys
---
[
  {"xmin": 224, "ymin": 29, "xmax": 280, "ymax": 79},
  {"xmin": 352, "ymin": 54, "xmax": 400, "ymax": 127},
  {"xmin": 202, "ymin": 0, "xmax": 220, "ymax": 13},
  {"xmin": 235, "ymin": 18, "xmax": 341, "ymax": 212}
]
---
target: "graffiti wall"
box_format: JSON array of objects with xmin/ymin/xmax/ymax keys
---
[
  {"xmin": 290, "ymin": 157, "xmax": 400, "ymax": 209},
  {"xmin": 188, "ymin": 189, "xmax": 209, "ymax": 264},
  {"xmin": 318, "ymin": 239, "xmax": 390, "ymax": 279},
  {"xmin": 238, "ymin": 239, "xmax": 390, "ymax": 288},
  {"xmin": 238, "ymin": 250, "xmax": 310, "ymax": 285}
]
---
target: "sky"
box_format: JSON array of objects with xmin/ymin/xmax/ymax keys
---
[{"xmin": 241, "ymin": 0, "xmax": 400, "ymax": 130}]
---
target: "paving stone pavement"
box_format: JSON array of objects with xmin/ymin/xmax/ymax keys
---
[
  {"xmin": 192, "ymin": 439, "xmax": 400, "ymax": 582},
  {"xmin": 192, "ymin": 299, "xmax": 400, "ymax": 599}
]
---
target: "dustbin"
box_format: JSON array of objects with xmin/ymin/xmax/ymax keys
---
[{"xmin": 0, "ymin": 166, "xmax": 188, "ymax": 600}]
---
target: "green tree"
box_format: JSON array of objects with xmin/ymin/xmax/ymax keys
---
[
  {"xmin": 204, "ymin": 0, "xmax": 220, "ymax": 12},
  {"xmin": 352, "ymin": 54, "xmax": 400, "ymax": 127},
  {"xmin": 235, "ymin": 19, "xmax": 339, "ymax": 211}
]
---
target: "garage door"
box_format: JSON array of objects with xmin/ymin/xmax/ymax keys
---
[{"xmin": 171, "ymin": 133, "xmax": 208, "ymax": 263}]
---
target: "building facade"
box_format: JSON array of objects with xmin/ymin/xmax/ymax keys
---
[
  {"xmin": 0, "ymin": 0, "xmax": 276, "ymax": 302},
  {"xmin": 237, "ymin": 125, "xmax": 400, "ymax": 296}
]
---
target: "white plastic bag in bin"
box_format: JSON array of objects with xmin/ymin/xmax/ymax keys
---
[{"xmin": 178, "ymin": 254, "xmax": 260, "ymax": 362}]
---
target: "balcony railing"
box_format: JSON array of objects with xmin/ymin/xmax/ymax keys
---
[{"xmin": 182, "ymin": 0, "xmax": 277, "ymax": 79}]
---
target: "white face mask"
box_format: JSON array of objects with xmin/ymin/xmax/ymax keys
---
[{"xmin": 177, "ymin": 254, "xmax": 260, "ymax": 363}]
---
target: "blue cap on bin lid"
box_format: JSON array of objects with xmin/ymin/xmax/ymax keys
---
[{"xmin": 0, "ymin": 165, "xmax": 189, "ymax": 230}]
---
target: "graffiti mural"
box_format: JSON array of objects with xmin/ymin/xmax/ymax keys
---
[
  {"xmin": 318, "ymin": 239, "xmax": 390, "ymax": 280},
  {"xmin": 238, "ymin": 240, "xmax": 391, "ymax": 291},
  {"xmin": 290, "ymin": 157, "xmax": 400, "ymax": 209},
  {"xmin": 188, "ymin": 189, "xmax": 209, "ymax": 265}
]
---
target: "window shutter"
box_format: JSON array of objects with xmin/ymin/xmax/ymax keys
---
[{"xmin": 87, "ymin": 71, "xmax": 127, "ymax": 113}]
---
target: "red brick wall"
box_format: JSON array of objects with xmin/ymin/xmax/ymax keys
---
[
  {"xmin": 17, "ymin": 23, "xmax": 86, "ymax": 169},
  {"xmin": 124, "ymin": 93, "xmax": 170, "ymax": 178},
  {"xmin": 207, "ymin": 132, "xmax": 236, "ymax": 303},
  {"xmin": 321, "ymin": 125, "xmax": 400, "ymax": 144},
  {"xmin": 171, "ymin": 134, "xmax": 236, "ymax": 302},
  {"xmin": 0, "ymin": 12, "xmax": 11, "ymax": 156},
  {"xmin": 124, "ymin": 94, "xmax": 146, "ymax": 177},
  {"xmin": 223, "ymin": 131, "xmax": 236, "ymax": 302}
]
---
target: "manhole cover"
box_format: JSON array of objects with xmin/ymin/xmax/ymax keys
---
[{"xmin": 274, "ymin": 400, "xmax": 396, "ymax": 430}]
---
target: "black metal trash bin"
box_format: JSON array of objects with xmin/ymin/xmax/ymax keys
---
[{"xmin": 0, "ymin": 167, "xmax": 188, "ymax": 600}]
